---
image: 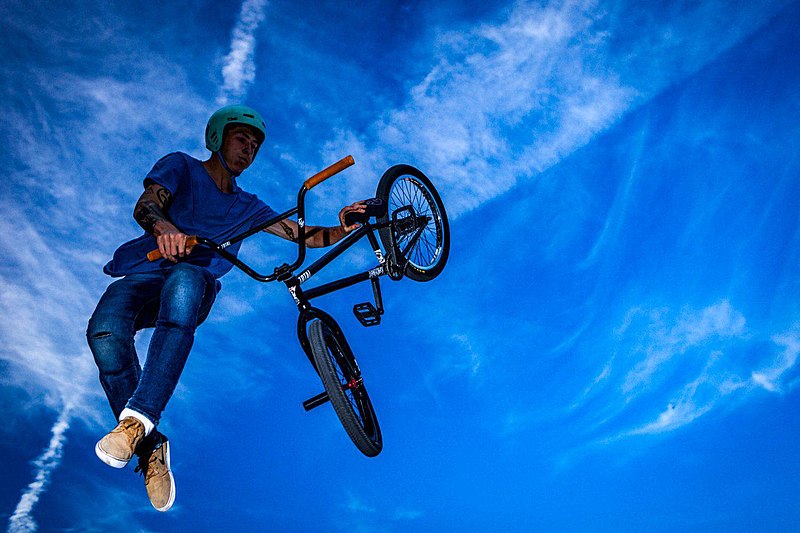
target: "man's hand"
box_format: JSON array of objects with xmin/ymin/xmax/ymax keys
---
[
  {"xmin": 156, "ymin": 230, "xmax": 194, "ymax": 262},
  {"xmin": 339, "ymin": 200, "xmax": 368, "ymax": 233},
  {"xmin": 265, "ymin": 199, "xmax": 370, "ymax": 248}
]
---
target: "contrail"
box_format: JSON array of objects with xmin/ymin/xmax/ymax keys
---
[
  {"xmin": 8, "ymin": 407, "xmax": 72, "ymax": 533},
  {"xmin": 217, "ymin": 0, "xmax": 268, "ymax": 105}
]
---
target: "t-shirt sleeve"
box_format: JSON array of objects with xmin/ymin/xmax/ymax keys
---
[
  {"xmin": 248, "ymin": 198, "xmax": 280, "ymax": 230},
  {"xmin": 142, "ymin": 152, "xmax": 188, "ymax": 195}
]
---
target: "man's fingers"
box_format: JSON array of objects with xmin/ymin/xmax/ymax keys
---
[
  {"xmin": 338, "ymin": 199, "xmax": 374, "ymax": 233},
  {"xmin": 167, "ymin": 236, "xmax": 178, "ymax": 262},
  {"xmin": 174, "ymin": 233, "xmax": 188, "ymax": 258},
  {"xmin": 158, "ymin": 233, "xmax": 188, "ymax": 262},
  {"xmin": 160, "ymin": 237, "xmax": 173, "ymax": 262}
]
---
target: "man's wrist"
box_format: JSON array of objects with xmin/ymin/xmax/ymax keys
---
[
  {"xmin": 152, "ymin": 220, "xmax": 178, "ymax": 237},
  {"xmin": 135, "ymin": 200, "xmax": 174, "ymax": 235}
]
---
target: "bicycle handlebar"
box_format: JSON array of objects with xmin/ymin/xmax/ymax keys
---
[
  {"xmin": 146, "ymin": 235, "xmax": 200, "ymax": 262},
  {"xmin": 303, "ymin": 155, "xmax": 354, "ymax": 190},
  {"xmin": 146, "ymin": 155, "xmax": 355, "ymax": 262}
]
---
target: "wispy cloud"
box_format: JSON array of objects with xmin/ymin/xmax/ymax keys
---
[
  {"xmin": 0, "ymin": 208, "xmax": 101, "ymax": 423},
  {"xmin": 579, "ymin": 358, "xmax": 613, "ymax": 399},
  {"xmin": 341, "ymin": 491, "xmax": 424, "ymax": 531},
  {"xmin": 318, "ymin": 0, "xmax": 635, "ymax": 218},
  {"xmin": 449, "ymin": 334, "xmax": 483, "ymax": 377},
  {"xmin": 392, "ymin": 508, "xmax": 424, "ymax": 521},
  {"xmin": 8, "ymin": 407, "xmax": 71, "ymax": 533},
  {"xmin": 621, "ymin": 300, "xmax": 746, "ymax": 395},
  {"xmin": 623, "ymin": 351, "xmax": 730, "ymax": 436},
  {"xmin": 345, "ymin": 490, "xmax": 377, "ymax": 514},
  {"xmin": 626, "ymin": 401, "xmax": 710, "ymax": 436},
  {"xmin": 752, "ymin": 327, "xmax": 800, "ymax": 393},
  {"xmin": 601, "ymin": 304, "xmax": 800, "ymax": 440},
  {"xmin": 217, "ymin": 0, "xmax": 268, "ymax": 105},
  {"xmin": 314, "ymin": 0, "xmax": 794, "ymax": 222},
  {"xmin": 580, "ymin": 120, "xmax": 650, "ymax": 267},
  {"xmin": 412, "ymin": 331, "xmax": 486, "ymax": 408}
]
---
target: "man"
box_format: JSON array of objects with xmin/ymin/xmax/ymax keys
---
[{"xmin": 86, "ymin": 105, "xmax": 365, "ymax": 511}]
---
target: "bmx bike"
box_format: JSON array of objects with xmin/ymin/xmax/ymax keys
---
[{"xmin": 147, "ymin": 156, "xmax": 449, "ymax": 456}]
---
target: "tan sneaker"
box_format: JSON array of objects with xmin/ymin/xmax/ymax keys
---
[
  {"xmin": 136, "ymin": 434, "xmax": 176, "ymax": 512},
  {"xmin": 95, "ymin": 417, "xmax": 146, "ymax": 469}
]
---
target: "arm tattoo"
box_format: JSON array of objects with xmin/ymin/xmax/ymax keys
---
[
  {"xmin": 134, "ymin": 201, "xmax": 171, "ymax": 235},
  {"xmin": 156, "ymin": 187, "xmax": 172, "ymax": 206},
  {"xmin": 306, "ymin": 227, "xmax": 332, "ymax": 247},
  {"xmin": 279, "ymin": 221, "xmax": 297, "ymax": 242},
  {"xmin": 135, "ymin": 184, "xmax": 174, "ymax": 235}
]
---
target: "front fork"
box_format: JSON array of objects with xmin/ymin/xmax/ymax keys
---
[
  {"xmin": 289, "ymin": 215, "xmax": 425, "ymax": 411},
  {"xmin": 294, "ymin": 305, "xmax": 364, "ymax": 412}
]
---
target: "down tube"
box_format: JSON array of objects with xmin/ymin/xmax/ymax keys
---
[
  {"xmin": 303, "ymin": 269, "xmax": 380, "ymax": 301},
  {"xmin": 296, "ymin": 224, "xmax": 372, "ymax": 282}
]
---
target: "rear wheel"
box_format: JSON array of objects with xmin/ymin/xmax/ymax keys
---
[
  {"xmin": 308, "ymin": 319, "xmax": 382, "ymax": 457},
  {"xmin": 376, "ymin": 165, "xmax": 450, "ymax": 282}
]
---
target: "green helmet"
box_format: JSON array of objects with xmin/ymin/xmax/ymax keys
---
[{"xmin": 205, "ymin": 104, "xmax": 266, "ymax": 152}]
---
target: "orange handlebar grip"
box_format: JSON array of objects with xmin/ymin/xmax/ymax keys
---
[
  {"xmin": 303, "ymin": 155, "xmax": 354, "ymax": 190},
  {"xmin": 146, "ymin": 235, "xmax": 199, "ymax": 261}
]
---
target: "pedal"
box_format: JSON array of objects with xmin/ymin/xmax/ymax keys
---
[
  {"xmin": 353, "ymin": 302, "xmax": 382, "ymax": 327},
  {"xmin": 303, "ymin": 391, "xmax": 330, "ymax": 411}
]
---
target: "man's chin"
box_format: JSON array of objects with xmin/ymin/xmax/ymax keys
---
[{"xmin": 231, "ymin": 163, "xmax": 249, "ymax": 174}]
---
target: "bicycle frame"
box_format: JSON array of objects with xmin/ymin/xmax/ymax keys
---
[
  {"xmin": 181, "ymin": 161, "xmax": 421, "ymax": 331},
  {"xmin": 152, "ymin": 156, "xmax": 431, "ymax": 415},
  {"xmin": 141, "ymin": 157, "xmax": 447, "ymax": 457},
  {"xmin": 184, "ymin": 173, "xmax": 428, "ymax": 307}
]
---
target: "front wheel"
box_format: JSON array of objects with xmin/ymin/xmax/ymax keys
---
[
  {"xmin": 308, "ymin": 319, "xmax": 382, "ymax": 457},
  {"xmin": 376, "ymin": 165, "xmax": 450, "ymax": 282}
]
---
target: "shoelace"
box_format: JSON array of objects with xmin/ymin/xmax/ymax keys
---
[
  {"xmin": 135, "ymin": 440, "xmax": 166, "ymax": 484},
  {"xmin": 115, "ymin": 418, "xmax": 144, "ymax": 447}
]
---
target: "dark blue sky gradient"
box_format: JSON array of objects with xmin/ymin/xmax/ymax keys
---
[{"xmin": 2, "ymin": 1, "xmax": 799, "ymax": 531}]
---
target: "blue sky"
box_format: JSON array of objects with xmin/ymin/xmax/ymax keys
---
[{"xmin": 2, "ymin": 0, "xmax": 799, "ymax": 531}]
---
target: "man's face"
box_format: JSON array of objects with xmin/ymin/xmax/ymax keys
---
[{"xmin": 221, "ymin": 125, "xmax": 261, "ymax": 174}]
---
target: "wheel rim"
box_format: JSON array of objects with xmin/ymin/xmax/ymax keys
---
[{"xmin": 388, "ymin": 177, "xmax": 444, "ymax": 272}]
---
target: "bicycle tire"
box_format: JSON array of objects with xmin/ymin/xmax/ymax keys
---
[
  {"xmin": 376, "ymin": 164, "xmax": 450, "ymax": 282},
  {"xmin": 308, "ymin": 319, "xmax": 382, "ymax": 457}
]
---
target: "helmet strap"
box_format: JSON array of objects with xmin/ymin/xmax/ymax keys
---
[{"xmin": 216, "ymin": 150, "xmax": 241, "ymax": 178}]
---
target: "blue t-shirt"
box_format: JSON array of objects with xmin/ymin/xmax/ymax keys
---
[{"xmin": 104, "ymin": 152, "xmax": 278, "ymax": 279}]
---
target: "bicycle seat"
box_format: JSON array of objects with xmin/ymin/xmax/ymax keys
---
[{"xmin": 344, "ymin": 197, "xmax": 387, "ymax": 226}]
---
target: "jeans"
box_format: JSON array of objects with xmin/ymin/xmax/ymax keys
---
[{"xmin": 87, "ymin": 263, "xmax": 219, "ymax": 426}]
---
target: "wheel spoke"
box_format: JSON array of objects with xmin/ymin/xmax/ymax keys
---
[
  {"xmin": 376, "ymin": 165, "xmax": 449, "ymax": 283},
  {"xmin": 387, "ymin": 177, "xmax": 444, "ymax": 271},
  {"xmin": 325, "ymin": 340, "xmax": 365, "ymax": 426}
]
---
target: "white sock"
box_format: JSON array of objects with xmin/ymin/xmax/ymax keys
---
[{"xmin": 119, "ymin": 408, "xmax": 155, "ymax": 436}]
